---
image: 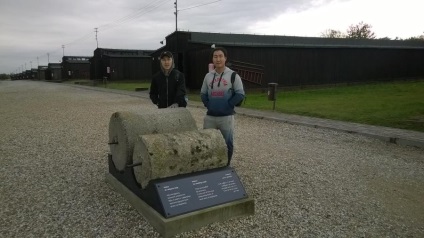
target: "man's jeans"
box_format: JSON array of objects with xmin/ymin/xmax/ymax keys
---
[{"xmin": 203, "ymin": 115, "xmax": 234, "ymax": 166}]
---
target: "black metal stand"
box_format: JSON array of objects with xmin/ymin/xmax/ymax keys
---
[{"xmin": 107, "ymin": 154, "xmax": 238, "ymax": 218}]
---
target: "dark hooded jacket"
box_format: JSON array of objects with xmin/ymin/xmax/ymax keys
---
[{"xmin": 149, "ymin": 67, "xmax": 187, "ymax": 109}]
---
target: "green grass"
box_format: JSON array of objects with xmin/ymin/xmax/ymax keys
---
[
  {"xmin": 98, "ymin": 81, "xmax": 151, "ymax": 90},
  {"xmin": 92, "ymin": 80, "xmax": 150, "ymax": 90},
  {"xmin": 189, "ymin": 80, "xmax": 424, "ymax": 132},
  {"xmin": 65, "ymin": 79, "xmax": 424, "ymax": 132},
  {"xmin": 64, "ymin": 79, "xmax": 150, "ymax": 90}
]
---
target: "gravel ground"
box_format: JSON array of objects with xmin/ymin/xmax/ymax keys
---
[{"xmin": 1, "ymin": 80, "xmax": 423, "ymax": 238}]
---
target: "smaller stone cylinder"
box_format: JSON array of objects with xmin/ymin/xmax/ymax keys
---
[{"xmin": 132, "ymin": 129, "xmax": 228, "ymax": 188}]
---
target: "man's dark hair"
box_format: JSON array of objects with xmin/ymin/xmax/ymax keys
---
[{"xmin": 211, "ymin": 47, "xmax": 227, "ymax": 59}]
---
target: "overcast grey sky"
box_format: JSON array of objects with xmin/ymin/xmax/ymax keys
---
[{"xmin": 1, "ymin": 0, "xmax": 422, "ymax": 74}]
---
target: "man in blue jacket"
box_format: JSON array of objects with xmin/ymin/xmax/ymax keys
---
[{"xmin": 200, "ymin": 47, "xmax": 245, "ymax": 166}]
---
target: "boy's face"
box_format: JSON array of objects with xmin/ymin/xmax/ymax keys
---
[
  {"xmin": 161, "ymin": 56, "xmax": 173, "ymax": 70},
  {"xmin": 212, "ymin": 50, "xmax": 226, "ymax": 68}
]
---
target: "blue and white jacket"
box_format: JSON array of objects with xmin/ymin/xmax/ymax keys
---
[{"xmin": 200, "ymin": 67, "xmax": 245, "ymax": 116}]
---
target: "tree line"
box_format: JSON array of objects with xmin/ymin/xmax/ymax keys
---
[
  {"xmin": 321, "ymin": 21, "xmax": 424, "ymax": 41},
  {"xmin": 0, "ymin": 74, "xmax": 10, "ymax": 80}
]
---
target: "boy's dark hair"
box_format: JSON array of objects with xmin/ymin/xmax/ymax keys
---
[{"xmin": 211, "ymin": 47, "xmax": 227, "ymax": 59}]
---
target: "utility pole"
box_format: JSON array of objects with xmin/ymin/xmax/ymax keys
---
[
  {"xmin": 37, "ymin": 57, "xmax": 39, "ymax": 66},
  {"xmin": 94, "ymin": 28, "xmax": 99, "ymax": 48},
  {"xmin": 47, "ymin": 53, "xmax": 50, "ymax": 63},
  {"xmin": 174, "ymin": 0, "xmax": 178, "ymax": 31},
  {"xmin": 25, "ymin": 63, "xmax": 26, "ymax": 70},
  {"xmin": 174, "ymin": 0, "xmax": 178, "ymax": 69},
  {"xmin": 30, "ymin": 61, "xmax": 32, "ymax": 69},
  {"xmin": 62, "ymin": 45, "xmax": 65, "ymax": 57}
]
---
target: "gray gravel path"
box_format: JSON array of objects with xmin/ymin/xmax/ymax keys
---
[{"xmin": 1, "ymin": 80, "xmax": 423, "ymax": 238}]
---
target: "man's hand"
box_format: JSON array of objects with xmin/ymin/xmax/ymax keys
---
[{"xmin": 168, "ymin": 103, "xmax": 178, "ymax": 108}]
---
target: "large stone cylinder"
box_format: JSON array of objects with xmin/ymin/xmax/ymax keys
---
[
  {"xmin": 132, "ymin": 129, "xmax": 228, "ymax": 188},
  {"xmin": 108, "ymin": 108, "xmax": 198, "ymax": 171}
]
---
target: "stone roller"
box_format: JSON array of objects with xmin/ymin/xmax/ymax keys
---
[
  {"xmin": 132, "ymin": 129, "xmax": 228, "ymax": 188},
  {"xmin": 108, "ymin": 108, "xmax": 198, "ymax": 171}
]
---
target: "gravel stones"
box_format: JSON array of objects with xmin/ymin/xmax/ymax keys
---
[{"xmin": 1, "ymin": 80, "xmax": 423, "ymax": 238}]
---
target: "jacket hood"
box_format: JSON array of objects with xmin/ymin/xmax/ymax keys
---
[
  {"xmin": 210, "ymin": 66, "xmax": 230, "ymax": 75},
  {"xmin": 160, "ymin": 53, "xmax": 175, "ymax": 76}
]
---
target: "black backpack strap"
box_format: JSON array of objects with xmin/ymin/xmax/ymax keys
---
[
  {"xmin": 231, "ymin": 71, "xmax": 237, "ymax": 90},
  {"xmin": 231, "ymin": 71, "xmax": 245, "ymax": 106},
  {"xmin": 175, "ymin": 70, "xmax": 180, "ymax": 81}
]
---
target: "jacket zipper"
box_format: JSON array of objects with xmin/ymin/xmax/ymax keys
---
[{"xmin": 166, "ymin": 76, "xmax": 169, "ymax": 107}]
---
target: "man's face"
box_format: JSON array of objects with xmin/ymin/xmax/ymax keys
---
[
  {"xmin": 161, "ymin": 56, "xmax": 173, "ymax": 70},
  {"xmin": 212, "ymin": 50, "xmax": 226, "ymax": 68}
]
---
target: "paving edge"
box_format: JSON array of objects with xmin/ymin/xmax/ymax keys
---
[
  {"xmin": 236, "ymin": 111, "xmax": 424, "ymax": 150},
  {"xmin": 105, "ymin": 173, "xmax": 255, "ymax": 238}
]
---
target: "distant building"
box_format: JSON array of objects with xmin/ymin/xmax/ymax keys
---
[
  {"xmin": 24, "ymin": 70, "xmax": 32, "ymax": 79},
  {"xmin": 38, "ymin": 66, "xmax": 48, "ymax": 81},
  {"xmin": 46, "ymin": 63, "xmax": 62, "ymax": 81},
  {"xmin": 31, "ymin": 68, "xmax": 38, "ymax": 80},
  {"xmin": 154, "ymin": 31, "xmax": 424, "ymax": 89},
  {"xmin": 90, "ymin": 48, "xmax": 153, "ymax": 81},
  {"xmin": 61, "ymin": 56, "xmax": 91, "ymax": 80}
]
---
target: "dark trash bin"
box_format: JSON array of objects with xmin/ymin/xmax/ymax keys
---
[{"xmin": 268, "ymin": 83, "xmax": 278, "ymax": 101}]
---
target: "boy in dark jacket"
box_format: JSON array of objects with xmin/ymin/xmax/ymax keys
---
[{"xmin": 150, "ymin": 51, "xmax": 187, "ymax": 108}]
